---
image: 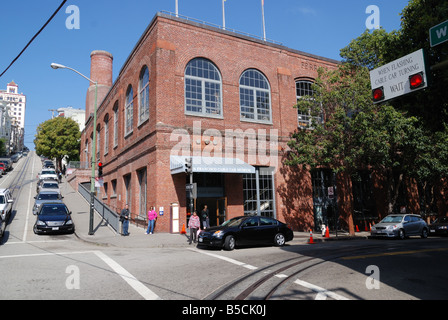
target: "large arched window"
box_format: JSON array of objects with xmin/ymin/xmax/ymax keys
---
[
  {"xmin": 139, "ymin": 66, "xmax": 150, "ymax": 124},
  {"xmin": 239, "ymin": 69, "xmax": 271, "ymax": 123},
  {"xmin": 125, "ymin": 85, "xmax": 134, "ymax": 136},
  {"xmin": 185, "ymin": 58, "xmax": 222, "ymax": 117}
]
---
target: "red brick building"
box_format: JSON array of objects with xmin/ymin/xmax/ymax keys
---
[{"xmin": 78, "ymin": 12, "xmax": 355, "ymax": 233}]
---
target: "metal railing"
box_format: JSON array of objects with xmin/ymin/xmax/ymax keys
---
[{"xmin": 78, "ymin": 182, "xmax": 120, "ymax": 233}]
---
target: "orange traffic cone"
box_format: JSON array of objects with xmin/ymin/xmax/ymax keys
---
[
  {"xmin": 325, "ymin": 226, "xmax": 330, "ymax": 238},
  {"xmin": 355, "ymin": 225, "xmax": 360, "ymax": 232},
  {"xmin": 369, "ymin": 223, "xmax": 372, "ymax": 231},
  {"xmin": 308, "ymin": 229, "xmax": 315, "ymax": 244},
  {"xmin": 180, "ymin": 223, "xmax": 186, "ymax": 234}
]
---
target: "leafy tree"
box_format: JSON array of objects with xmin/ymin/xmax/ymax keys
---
[{"xmin": 34, "ymin": 117, "xmax": 81, "ymax": 169}]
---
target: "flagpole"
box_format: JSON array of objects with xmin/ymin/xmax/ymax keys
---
[
  {"xmin": 175, "ymin": 0, "xmax": 179, "ymax": 17},
  {"xmin": 222, "ymin": 0, "xmax": 226, "ymax": 30},
  {"xmin": 261, "ymin": 0, "xmax": 266, "ymax": 41}
]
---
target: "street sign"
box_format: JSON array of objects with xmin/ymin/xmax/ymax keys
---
[
  {"xmin": 430, "ymin": 19, "xmax": 448, "ymax": 47},
  {"xmin": 370, "ymin": 49, "xmax": 428, "ymax": 103}
]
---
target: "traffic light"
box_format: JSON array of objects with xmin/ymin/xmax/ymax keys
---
[
  {"xmin": 98, "ymin": 161, "xmax": 103, "ymax": 177},
  {"xmin": 409, "ymin": 72, "xmax": 425, "ymax": 90},
  {"xmin": 372, "ymin": 86, "xmax": 385, "ymax": 103},
  {"xmin": 185, "ymin": 158, "xmax": 192, "ymax": 174}
]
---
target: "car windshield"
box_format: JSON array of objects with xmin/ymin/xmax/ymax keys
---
[
  {"xmin": 40, "ymin": 205, "xmax": 68, "ymax": 216},
  {"xmin": 37, "ymin": 193, "xmax": 59, "ymax": 200},
  {"xmin": 381, "ymin": 215, "xmax": 404, "ymax": 223},
  {"xmin": 0, "ymin": 195, "xmax": 5, "ymax": 204},
  {"xmin": 42, "ymin": 170, "xmax": 56, "ymax": 175},
  {"xmin": 221, "ymin": 217, "xmax": 246, "ymax": 227},
  {"xmin": 42, "ymin": 183, "xmax": 58, "ymax": 188}
]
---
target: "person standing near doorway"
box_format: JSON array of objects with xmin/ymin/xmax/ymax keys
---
[
  {"xmin": 201, "ymin": 205, "xmax": 210, "ymax": 229},
  {"xmin": 188, "ymin": 211, "xmax": 200, "ymax": 244},
  {"xmin": 146, "ymin": 206, "xmax": 157, "ymax": 234}
]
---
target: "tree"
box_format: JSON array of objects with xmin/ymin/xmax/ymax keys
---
[{"xmin": 34, "ymin": 117, "xmax": 81, "ymax": 169}]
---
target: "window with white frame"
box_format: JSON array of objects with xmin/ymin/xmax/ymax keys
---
[
  {"xmin": 113, "ymin": 102, "xmax": 118, "ymax": 147},
  {"xmin": 185, "ymin": 58, "xmax": 222, "ymax": 117},
  {"xmin": 240, "ymin": 69, "xmax": 271, "ymax": 123},
  {"xmin": 139, "ymin": 66, "xmax": 150, "ymax": 124},
  {"xmin": 125, "ymin": 85, "xmax": 134, "ymax": 136},
  {"xmin": 104, "ymin": 115, "xmax": 109, "ymax": 156},
  {"xmin": 296, "ymin": 79, "xmax": 323, "ymax": 129}
]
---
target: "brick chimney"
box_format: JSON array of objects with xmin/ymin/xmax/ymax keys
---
[{"xmin": 86, "ymin": 50, "xmax": 113, "ymax": 122}]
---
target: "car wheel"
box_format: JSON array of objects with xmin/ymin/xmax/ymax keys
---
[
  {"xmin": 224, "ymin": 235, "xmax": 235, "ymax": 251},
  {"xmin": 398, "ymin": 229, "xmax": 405, "ymax": 240},
  {"xmin": 274, "ymin": 233, "xmax": 286, "ymax": 246},
  {"xmin": 421, "ymin": 228, "xmax": 428, "ymax": 239}
]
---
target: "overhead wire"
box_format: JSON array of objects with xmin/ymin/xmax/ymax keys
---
[{"xmin": 0, "ymin": 0, "xmax": 68, "ymax": 79}]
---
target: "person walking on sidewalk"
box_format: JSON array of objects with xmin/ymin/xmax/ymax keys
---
[
  {"xmin": 120, "ymin": 204, "xmax": 130, "ymax": 236},
  {"xmin": 188, "ymin": 211, "xmax": 200, "ymax": 244},
  {"xmin": 146, "ymin": 206, "xmax": 157, "ymax": 234}
]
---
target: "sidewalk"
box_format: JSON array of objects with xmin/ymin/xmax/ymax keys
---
[{"xmin": 61, "ymin": 178, "xmax": 370, "ymax": 249}]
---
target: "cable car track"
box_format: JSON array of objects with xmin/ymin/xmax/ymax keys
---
[{"xmin": 206, "ymin": 245, "xmax": 382, "ymax": 301}]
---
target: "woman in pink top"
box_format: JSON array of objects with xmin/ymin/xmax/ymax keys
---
[
  {"xmin": 146, "ymin": 206, "xmax": 157, "ymax": 234},
  {"xmin": 188, "ymin": 211, "xmax": 201, "ymax": 244}
]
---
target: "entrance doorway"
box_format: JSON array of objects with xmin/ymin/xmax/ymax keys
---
[{"xmin": 196, "ymin": 197, "xmax": 227, "ymax": 227}]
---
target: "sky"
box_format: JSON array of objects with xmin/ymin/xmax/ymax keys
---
[{"xmin": 0, "ymin": 0, "xmax": 410, "ymax": 150}]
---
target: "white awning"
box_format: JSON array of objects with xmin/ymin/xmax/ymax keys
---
[{"xmin": 170, "ymin": 156, "xmax": 255, "ymax": 175}]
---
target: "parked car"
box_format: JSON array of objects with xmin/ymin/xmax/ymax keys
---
[
  {"xmin": 429, "ymin": 217, "xmax": 448, "ymax": 236},
  {"xmin": 36, "ymin": 181, "xmax": 60, "ymax": 195},
  {"xmin": 0, "ymin": 188, "xmax": 13, "ymax": 222},
  {"xmin": 33, "ymin": 191, "xmax": 63, "ymax": 216},
  {"xmin": 0, "ymin": 164, "xmax": 5, "ymax": 175},
  {"xmin": 198, "ymin": 216, "xmax": 294, "ymax": 250},
  {"xmin": 38, "ymin": 169, "xmax": 58, "ymax": 182},
  {"xmin": 370, "ymin": 214, "xmax": 428, "ymax": 239},
  {"xmin": 0, "ymin": 159, "xmax": 12, "ymax": 171},
  {"xmin": 33, "ymin": 203, "xmax": 74, "ymax": 235}
]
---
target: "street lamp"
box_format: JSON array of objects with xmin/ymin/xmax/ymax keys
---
[{"xmin": 51, "ymin": 62, "xmax": 98, "ymax": 235}]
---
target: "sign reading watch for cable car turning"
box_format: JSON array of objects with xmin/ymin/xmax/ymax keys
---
[{"xmin": 370, "ymin": 49, "xmax": 428, "ymax": 103}]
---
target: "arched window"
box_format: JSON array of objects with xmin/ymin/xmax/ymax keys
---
[
  {"xmin": 185, "ymin": 58, "xmax": 222, "ymax": 117},
  {"xmin": 239, "ymin": 69, "xmax": 271, "ymax": 123},
  {"xmin": 125, "ymin": 85, "xmax": 134, "ymax": 136},
  {"xmin": 139, "ymin": 66, "xmax": 150, "ymax": 124}
]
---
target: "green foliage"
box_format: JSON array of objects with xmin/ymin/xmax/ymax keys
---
[{"xmin": 34, "ymin": 117, "xmax": 81, "ymax": 163}]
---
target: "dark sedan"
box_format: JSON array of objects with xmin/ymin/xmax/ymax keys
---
[
  {"xmin": 33, "ymin": 203, "xmax": 74, "ymax": 235},
  {"xmin": 429, "ymin": 217, "xmax": 448, "ymax": 236},
  {"xmin": 198, "ymin": 216, "xmax": 294, "ymax": 250}
]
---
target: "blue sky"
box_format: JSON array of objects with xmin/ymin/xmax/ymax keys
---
[{"xmin": 0, "ymin": 0, "xmax": 409, "ymax": 150}]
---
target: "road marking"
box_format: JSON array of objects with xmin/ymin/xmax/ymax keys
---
[
  {"xmin": 340, "ymin": 247, "xmax": 448, "ymax": 260},
  {"xmin": 189, "ymin": 248, "xmax": 258, "ymax": 270},
  {"xmin": 294, "ymin": 279, "xmax": 350, "ymax": 300},
  {"xmin": 5, "ymin": 240, "xmax": 70, "ymax": 245},
  {"xmin": 22, "ymin": 155, "xmax": 36, "ymax": 242},
  {"xmin": 0, "ymin": 249, "xmax": 161, "ymax": 300},
  {"xmin": 93, "ymin": 251, "xmax": 161, "ymax": 300}
]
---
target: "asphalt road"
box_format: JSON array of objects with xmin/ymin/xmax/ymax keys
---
[{"xmin": 1, "ymin": 154, "xmax": 448, "ymax": 305}]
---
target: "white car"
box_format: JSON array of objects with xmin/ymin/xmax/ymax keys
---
[
  {"xmin": 38, "ymin": 169, "xmax": 58, "ymax": 182},
  {"xmin": 0, "ymin": 188, "xmax": 13, "ymax": 222}
]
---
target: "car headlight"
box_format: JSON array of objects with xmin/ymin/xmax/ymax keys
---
[
  {"xmin": 36, "ymin": 220, "xmax": 46, "ymax": 226},
  {"xmin": 213, "ymin": 231, "xmax": 224, "ymax": 238},
  {"xmin": 386, "ymin": 225, "xmax": 398, "ymax": 230},
  {"xmin": 65, "ymin": 219, "xmax": 73, "ymax": 225}
]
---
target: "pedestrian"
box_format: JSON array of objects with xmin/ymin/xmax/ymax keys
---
[
  {"xmin": 201, "ymin": 204, "xmax": 210, "ymax": 229},
  {"xmin": 146, "ymin": 206, "xmax": 157, "ymax": 234},
  {"xmin": 120, "ymin": 204, "xmax": 130, "ymax": 236},
  {"xmin": 188, "ymin": 210, "xmax": 200, "ymax": 244}
]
